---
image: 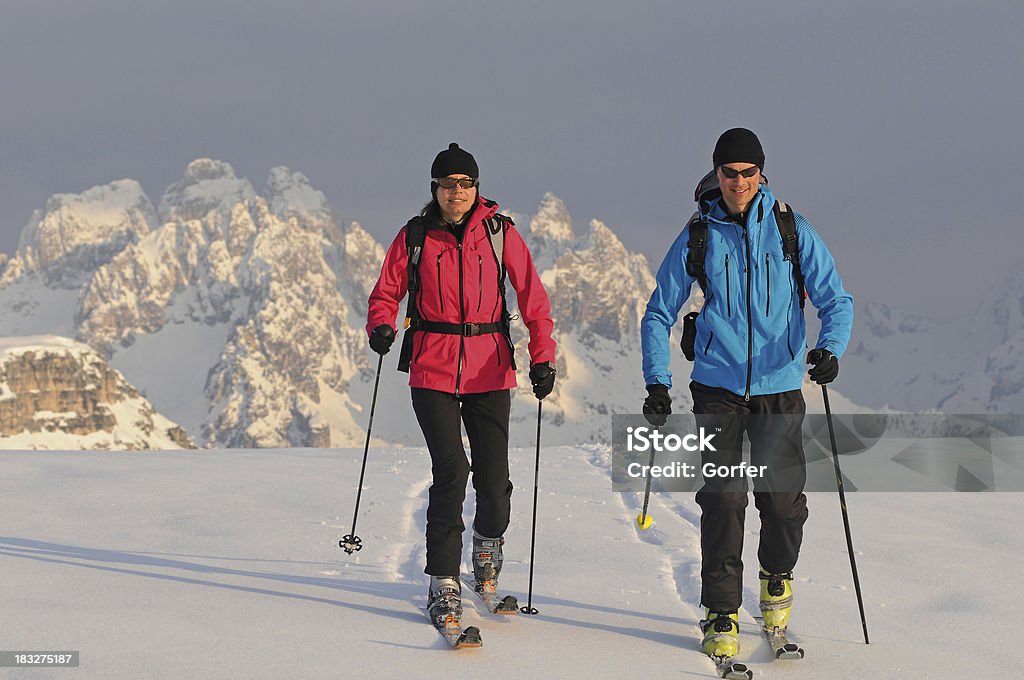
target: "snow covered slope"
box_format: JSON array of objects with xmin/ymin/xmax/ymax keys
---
[{"xmin": 1, "ymin": 445, "xmax": 1020, "ymax": 679}]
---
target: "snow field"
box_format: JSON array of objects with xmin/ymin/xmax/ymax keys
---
[{"xmin": 1, "ymin": 447, "xmax": 1023, "ymax": 679}]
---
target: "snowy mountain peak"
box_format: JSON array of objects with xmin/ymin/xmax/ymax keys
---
[
  {"xmin": 530, "ymin": 192, "xmax": 574, "ymax": 242},
  {"xmin": 4, "ymin": 179, "xmax": 155, "ymax": 288},
  {"xmin": 158, "ymin": 159, "xmax": 256, "ymax": 224},
  {"xmin": 581, "ymin": 219, "xmax": 629, "ymax": 257},
  {"xmin": 265, "ymin": 167, "xmax": 342, "ymax": 244},
  {"xmin": 182, "ymin": 158, "xmax": 239, "ymax": 184}
]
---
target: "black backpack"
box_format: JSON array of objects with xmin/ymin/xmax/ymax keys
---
[
  {"xmin": 679, "ymin": 170, "xmax": 806, "ymax": 360},
  {"xmin": 396, "ymin": 207, "xmax": 517, "ymax": 373}
]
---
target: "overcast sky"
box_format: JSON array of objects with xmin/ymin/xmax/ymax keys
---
[{"xmin": 2, "ymin": 1, "xmax": 1021, "ymax": 320}]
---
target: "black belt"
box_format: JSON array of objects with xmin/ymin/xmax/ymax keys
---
[{"xmin": 410, "ymin": 319, "xmax": 502, "ymax": 336}]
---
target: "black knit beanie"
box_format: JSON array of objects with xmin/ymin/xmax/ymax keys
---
[
  {"xmin": 713, "ymin": 128, "xmax": 765, "ymax": 169},
  {"xmin": 431, "ymin": 142, "xmax": 479, "ymax": 179}
]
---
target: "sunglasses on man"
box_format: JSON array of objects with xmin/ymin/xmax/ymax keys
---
[
  {"xmin": 718, "ymin": 165, "xmax": 760, "ymax": 179},
  {"xmin": 435, "ymin": 177, "xmax": 479, "ymax": 189}
]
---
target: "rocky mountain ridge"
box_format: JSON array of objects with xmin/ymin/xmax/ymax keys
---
[
  {"xmin": 2, "ymin": 160, "xmax": 1016, "ymax": 449},
  {"xmin": 0, "ymin": 336, "xmax": 193, "ymax": 450}
]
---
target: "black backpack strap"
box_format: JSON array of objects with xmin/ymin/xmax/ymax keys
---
[
  {"xmin": 684, "ymin": 211, "xmax": 708, "ymax": 293},
  {"xmin": 397, "ymin": 217, "xmax": 427, "ymax": 373},
  {"xmin": 774, "ymin": 201, "xmax": 806, "ymax": 310}
]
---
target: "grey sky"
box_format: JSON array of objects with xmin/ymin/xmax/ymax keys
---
[{"xmin": 2, "ymin": 1, "xmax": 1022, "ymax": 320}]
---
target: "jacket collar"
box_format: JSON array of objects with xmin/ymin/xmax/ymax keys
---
[
  {"xmin": 429, "ymin": 194, "xmax": 499, "ymax": 233},
  {"xmin": 705, "ymin": 186, "xmax": 773, "ymax": 228}
]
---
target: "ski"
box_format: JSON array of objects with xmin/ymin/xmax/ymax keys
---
[
  {"xmin": 461, "ymin": 577, "xmax": 519, "ymax": 615},
  {"xmin": 755, "ymin": 618, "xmax": 804, "ymax": 660},
  {"xmin": 425, "ymin": 606, "xmax": 483, "ymax": 648},
  {"xmin": 710, "ymin": 656, "xmax": 753, "ymax": 680}
]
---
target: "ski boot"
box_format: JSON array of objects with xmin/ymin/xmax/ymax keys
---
[
  {"xmin": 700, "ymin": 610, "xmax": 739, "ymax": 659},
  {"xmin": 759, "ymin": 569, "xmax": 794, "ymax": 632},
  {"xmin": 469, "ymin": 533, "xmax": 519, "ymax": 614},
  {"xmin": 472, "ymin": 533, "xmax": 505, "ymax": 595},
  {"xmin": 427, "ymin": 576, "xmax": 463, "ymax": 633}
]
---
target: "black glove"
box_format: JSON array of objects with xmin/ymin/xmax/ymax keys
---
[
  {"xmin": 369, "ymin": 325, "xmax": 396, "ymax": 355},
  {"xmin": 529, "ymin": 362, "xmax": 556, "ymax": 400},
  {"xmin": 643, "ymin": 384, "xmax": 671, "ymax": 426},
  {"xmin": 807, "ymin": 348, "xmax": 839, "ymax": 385}
]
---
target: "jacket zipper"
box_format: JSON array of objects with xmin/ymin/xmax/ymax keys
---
[
  {"xmin": 704, "ymin": 331, "xmax": 715, "ymax": 355},
  {"xmin": 477, "ymin": 254, "xmax": 483, "ymax": 312},
  {"xmin": 765, "ymin": 253, "xmax": 771, "ymax": 317},
  {"xmin": 743, "ymin": 226, "xmax": 753, "ymax": 401},
  {"xmin": 725, "ymin": 254, "xmax": 732, "ymax": 317},
  {"xmin": 456, "ymin": 239, "xmax": 465, "ymax": 397},
  {"xmin": 436, "ymin": 254, "xmax": 445, "ymax": 314}
]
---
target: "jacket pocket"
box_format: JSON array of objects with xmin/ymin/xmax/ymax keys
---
[
  {"xmin": 724, "ymin": 254, "xmax": 732, "ymax": 317},
  {"xmin": 703, "ymin": 331, "xmax": 715, "ymax": 356},
  {"xmin": 436, "ymin": 254, "xmax": 445, "ymax": 315}
]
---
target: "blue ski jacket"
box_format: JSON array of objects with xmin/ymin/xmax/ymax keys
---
[{"xmin": 641, "ymin": 184, "xmax": 853, "ymax": 397}]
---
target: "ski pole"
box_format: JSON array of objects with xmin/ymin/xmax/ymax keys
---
[
  {"xmin": 822, "ymin": 384, "xmax": 870, "ymax": 644},
  {"xmin": 340, "ymin": 354, "xmax": 384, "ymax": 555},
  {"xmin": 636, "ymin": 445, "xmax": 656, "ymax": 530},
  {"xmin": 521, "ymin": 400, "xmax": 543, "ymax": 615}
]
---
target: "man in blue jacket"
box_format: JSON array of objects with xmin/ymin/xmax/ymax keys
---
[{"xmin": 640, "ymin": 128, "xmax": 853, "ymax": 660}]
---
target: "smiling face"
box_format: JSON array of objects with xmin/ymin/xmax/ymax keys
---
[
  {"xmin": 436, "ymin": 174, "xmax": 478, "ymax": 223},
  {"xmin": 716, "ymin": 163, "xmax": 761, "ymax": 215}
]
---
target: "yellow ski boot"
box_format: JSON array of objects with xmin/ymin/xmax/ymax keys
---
[
  {"xmin": 759, "ymin": 570, "xmax": 793, "ymax": 632},
  {"xmin": 700, "ymin": 610, "xmax": 739, "ymax": 659}
]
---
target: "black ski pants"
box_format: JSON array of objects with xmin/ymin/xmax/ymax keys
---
[
  {"xmin": 411, "ymin": 387, "xmax": 513, "ymax": 577},
  {"xmin": 690, "ymin": 381, "xmax": 809, "ymax": 612}
]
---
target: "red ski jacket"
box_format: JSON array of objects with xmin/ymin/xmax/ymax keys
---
[{"xmin": 367, "ymin": 196, "xmax": 556, "ymax": 394}]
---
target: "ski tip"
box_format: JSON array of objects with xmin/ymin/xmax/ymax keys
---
[
  {"xmin": 775, "ymin": 643, "xmax": 804, "ymax": 660},
  {"xmin": 636, "ymin": 513, "xmax": 654, "ymax": 530},
  {"xmin": 717, "ymin": 662, "xmax": 752, "ymax": 680},
  {"xmin": 455, "ymin": 626, "xmax": 483, "ymax": 648},
  {"xmin": 494, "ymin": 595, "xmax": 519, "ymax": 612}
]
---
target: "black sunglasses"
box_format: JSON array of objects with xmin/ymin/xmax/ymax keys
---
[
  {"xmin": 718, "ymin": 165, "xmax": 760, "ymax": 179},
  {"xmin": 435, "ymin": 177, "xmax": 479, "ymax": 189}
]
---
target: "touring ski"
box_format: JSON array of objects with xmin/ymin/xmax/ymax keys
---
[
  {"xmin": 461, "ymin": 577, "xmax": 519, "ymax": 615},
  {"xmin": 425, "ymin": 607, "xmax": 482, "ymax": 648},
  {"xmin": 755, "ymin": 617, "xmax": 804, "ymax": 660}
]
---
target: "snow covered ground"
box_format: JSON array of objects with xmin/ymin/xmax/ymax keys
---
[{"xmin": 2, "ymin": 445, "xmax": 1023, "ymax": 679}]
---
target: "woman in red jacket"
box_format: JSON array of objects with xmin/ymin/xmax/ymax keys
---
[{"xmin": 366, "ymin": 142, "xmax": 556, "ymax": 629}]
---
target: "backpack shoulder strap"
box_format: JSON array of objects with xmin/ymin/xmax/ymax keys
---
[
  {"xmin": 481, "ymin": 212, "xmax": 518, "ymax": 370},
  {"xmin": 481, "ymin": 212, "xmax": 509, "ymax": 285},
  {"xmin": 404, "ymin": 216, "xmax": 427, "ymax": 285},
  {"xmin": 684, "ymin": 211, "xmax": 708, "ymax": 293},
  {"xmin": 773, "ymin": 201, "xmax": 806, "ymax": 310},
  {"xmin": 398, "ymin": 216, "xmax": 428, "ymax": 373}
]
